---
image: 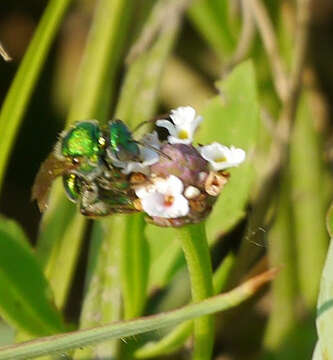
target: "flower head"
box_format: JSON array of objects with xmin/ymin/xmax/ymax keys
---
[
  {"xmin": 108, "ymin": 131, "xmax": 160, "ymax": 175},
  {"xmin": 151, "ymin": 143, "xmax": 208, "ymax": 187},
  {"xmin": 198, "ymin": 142, "xmax": 246, "ymax": 171},
  {"xmin": 135, "ymin": 175, "xmax": 189, "ymax": 218},
  {"xmin": 156, "ymin": 106, "xmax": 202, "ymax": 145}
]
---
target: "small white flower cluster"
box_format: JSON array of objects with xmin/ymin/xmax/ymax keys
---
[{"xmin": 123, "ymin": 106, "xmax": 246, "ymax": 220}]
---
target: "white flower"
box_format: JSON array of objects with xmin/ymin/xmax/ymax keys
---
[
  {"xmin": 135, "ymin": 175, "xmax": 189, "ymax": 218},
  {"xmin": 198, "ymin": 142, "xmax": 246, "ymax": 171},
  {"xmin": 156, "ymin": 106, "xmax": 202, "ymax": 144},
  {"xmin": 108, "ymin": 131, "xmax": 160, "ymax": 175}
]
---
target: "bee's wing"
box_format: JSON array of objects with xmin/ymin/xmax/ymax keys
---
[{"xmin": 32, "ymin": 152, "xmax": 76, "ymax": 212}]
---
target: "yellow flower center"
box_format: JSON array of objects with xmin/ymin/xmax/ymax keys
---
[
  {"xmin": 164, "ymin": 195, "xmax": 174, "ymax": 207},
  {"xmin": 178, "ymin": 129, "xmax": 189, "ymax": 139},
  {"xmin": 215, "ymin": 156, "xmax": 227, "ymax": 163}
]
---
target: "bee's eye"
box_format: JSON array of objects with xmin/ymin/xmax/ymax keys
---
[
  {"xmin": 61, "ymin": 121, "xmax": 101, "ymax": 159},
  {"xmin": 63, "ymin": 173, "xmax": 82, "ymax": 202}
]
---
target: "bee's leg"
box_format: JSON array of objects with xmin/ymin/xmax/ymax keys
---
[{"xmin": 79, "ymin": 181, "xmax": 112, "ymax": 217}]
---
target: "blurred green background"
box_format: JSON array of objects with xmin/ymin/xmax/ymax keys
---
[{"xmin": 1, "ymin": 0, "xmax": 333, "ymax": 359}]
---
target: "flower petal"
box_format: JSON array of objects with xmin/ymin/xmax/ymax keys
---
[
  {"xmin": 170, "ymin": 106, "xmax": 196, "ymax": 127},
  {"xmin": 165, "ymin": 174, "xmax": 184, "ymax": 194},
  {"xmin": 168, "ymin": 136, "xmax": 192, "ymax": 145},
  {"xmin": 135, "ymin": 175, "xmax": 189, "ymax": 218},
  {"xmin": 158, "ymin": 107, "xmax": 202, "ymax": 145},
  {"xmin": 198, "ymin": 142, "xmax": 246, "ymax": 171}
]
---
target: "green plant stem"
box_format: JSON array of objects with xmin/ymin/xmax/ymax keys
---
[
  {"xmin": 0, "ymin": 269, "xmax": 275, "ymax": 360},
  {"xmin": 0, "ymin": 0, "xmax": 72, "ymax": 192},
  {"xmin": 177, "ymin": 223, "xmax": 214, "ymax": 360}
]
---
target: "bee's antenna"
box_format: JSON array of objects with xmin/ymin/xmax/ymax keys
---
[{"xmin": 132, "ymin": 113, "xmax": 170, "ymax": 133}]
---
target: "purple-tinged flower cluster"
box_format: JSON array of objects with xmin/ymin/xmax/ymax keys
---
[{"xmin": 128, "ymin": 106, "xmax": 246, "ymax": 227}]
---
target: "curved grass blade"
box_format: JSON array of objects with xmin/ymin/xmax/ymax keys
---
[
  {"xmin": 0, "ymin": 269, "xmax": 276, "ymax": 360},
  {"xmin": 0, "ymin": 0, "xmax": 72, "ymax": 192},
  {"xmin": 0, "ymin": 217, "xmax": 64, "ymax": 337}
]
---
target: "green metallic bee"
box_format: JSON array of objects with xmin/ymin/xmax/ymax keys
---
[{"xmin": 32, "ymin": 119, "xmax": 144, "ymax": 216}]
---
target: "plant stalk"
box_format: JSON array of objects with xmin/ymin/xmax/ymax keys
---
[{"xmin": 177, "ymin": 222, "xmax": 214, "ymax": 360}]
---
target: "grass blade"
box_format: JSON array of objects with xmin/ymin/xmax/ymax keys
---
[
  {"xmin": 74, "ymin": 218, "xmax": 122, "ymax": 359},
  {"xmin": 262, "ymin": 175, "xmax": 297, "ymax": 355},
  {"xmin": 188, "ymin": 0, "xmax": 237, "ymax": 59},
  {"xmin": 134, "ymin": 253, "xmax": 236, "ymax": 358},
  {"xmin": 120, "ymin": 214, "xmax": 150, "ymax": 320},
  {"xmin": 0, "ymin": 269, "xmax": 276, "ymax": 360},
  {"xmin": 290, "ymin": 93, "xmax": 329, "ymax": 308},
  {"xmin": 0, "ymin": 0, "xmax": 72, "ymax": 191}
]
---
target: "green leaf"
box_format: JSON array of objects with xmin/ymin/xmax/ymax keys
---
[
  {"xmin": 0, "ymin": 217, "xmax": 64, "ymax": 337},
  {"xmin": 316, "ymin": 203, "xmax": 333, "ymax": 359},
  {"xmin": 0, "ymin": 0, "xmax": 72, "ymax": 191},
  {"xmin": 0, "ymin": 269, "xmax": 275, "ymax": 360}
]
